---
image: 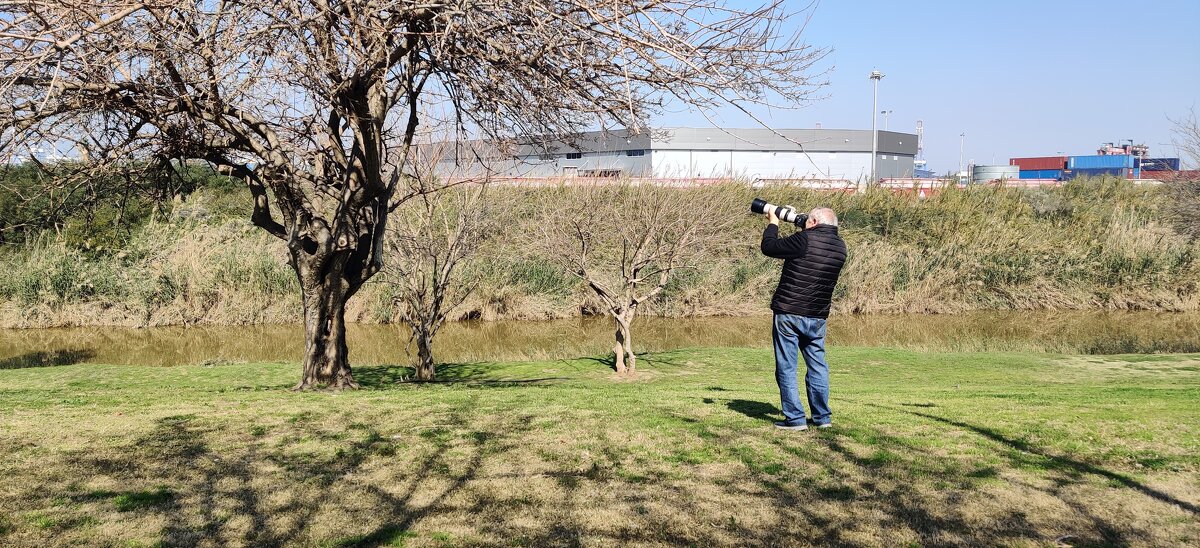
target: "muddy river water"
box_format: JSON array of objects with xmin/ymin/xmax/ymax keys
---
[{"xmin": 2, "ymin": 311, "xmax": 1198, "ymax": 369}]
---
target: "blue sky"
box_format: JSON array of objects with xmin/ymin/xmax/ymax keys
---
[{"xmin": 657, "ymin": 1, "xmax": 1200, "ymax": 172}]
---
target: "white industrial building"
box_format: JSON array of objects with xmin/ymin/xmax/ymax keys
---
[{"xmin": 434, "ymin": 127, "xmax": 919, "ymax": 182}]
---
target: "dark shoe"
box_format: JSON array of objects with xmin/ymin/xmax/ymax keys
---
[
  {"xmin": 774, "ymin": 421, "xmax": 808, "ymax": 431},
  {"xmin": 815, "ymin": 422, "xmax": 832, "ymax": 429}
]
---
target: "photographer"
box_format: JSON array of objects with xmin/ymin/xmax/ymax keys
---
[{"xmin": 760, "ymin": 206, "xmax": 847, "ymax": 431}]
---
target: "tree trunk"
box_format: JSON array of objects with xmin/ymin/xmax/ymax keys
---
[
  {"xmin": 286, "ymin": 188, "xmax": 389, "ymax": 390},
  {"xmin": 414, "ymin": 329, "xmax": 436, "ymax": 381},
  {"xmin": 612, "ymin": 313, "xmax": 635, "ymax": 374},
  {"xmin": 293, "ymin": 249, "xmax": 360, "ymax": 390}
]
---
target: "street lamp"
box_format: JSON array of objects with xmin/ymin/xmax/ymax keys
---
[
  {"xmin": 959, "ymin": 132, "xmax": 966, "ymax": 181},
  {"xmin": 880, "ymin": 110, "xmax": 893, "ymax": 131},
  {"xmin": 869, "ymin": 70, "xmax": 884, "ymax": 186}
]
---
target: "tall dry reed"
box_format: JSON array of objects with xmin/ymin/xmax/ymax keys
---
[{"xmin": 1, "ymin": 177, "xmax": 1196, "ymax": 328}]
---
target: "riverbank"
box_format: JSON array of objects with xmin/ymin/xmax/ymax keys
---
[
  {"xmin": 2, "ymin": 178, "xmax": 1197, "ymax": 328},
  {"xmin": 1, "ymin": 346, "xmax": 1197, "ymax": 546}
]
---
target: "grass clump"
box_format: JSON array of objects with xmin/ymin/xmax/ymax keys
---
[{"xmin": 113, "ymin": 488, "xmax": 172, "ymax": 512}]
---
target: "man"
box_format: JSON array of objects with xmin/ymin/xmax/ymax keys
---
[{"xmin": 760, "ymin": 206, "xmax": 847, "ymax": 431}]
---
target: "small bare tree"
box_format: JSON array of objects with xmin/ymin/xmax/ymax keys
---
[
  {"xmin": 2, "ymin": 0, "xmax": 826, "ymax": 389},
  {"xmin": 382, "ymin": 183, "xmax": 488, "ymax": 382},
  {"xmin": 1170, "ymin": 108, "xmax": 1200, "ymax": 169},
  {"xmin": 1166, "ymin": 108, "xmax": 1200, "ymax": 239},
  {"xmin": 544, "ymin": 183, "xmax": 738, "ymax": 374}
]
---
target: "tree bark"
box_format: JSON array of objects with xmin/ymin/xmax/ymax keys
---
[
  {"xmin": 414, "ymin": 329, "xmax": 436, "ymax": 382},
  {"xmin": 294, "ymin": 252, "xmax": 359, "ymax": 390},
  {"xmin": 612, "ymin": 313, "xmax": 635, "ymax": 374}
]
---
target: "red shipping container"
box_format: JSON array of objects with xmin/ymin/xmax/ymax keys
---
[
  {"xmin": 1144, "ymin": 170, "xmax": 1200, "ymax": 182},
  {"xmin": 1009, "ymin": 156, "xmax": 1068, "ymax": 170}
]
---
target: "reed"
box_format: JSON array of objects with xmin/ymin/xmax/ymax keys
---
[{"xmin": 1, "ymin": 177, "xmax": 1196, "ymax": 328}]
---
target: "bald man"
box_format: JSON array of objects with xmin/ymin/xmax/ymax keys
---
[{"xmin": 760, "ymin": 207, "xmax": 847, "ymax": 430}]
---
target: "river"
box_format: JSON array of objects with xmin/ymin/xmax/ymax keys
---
[{"xmin": 2, "ymin": 311, "xmax": 1198, "ymax": 369}]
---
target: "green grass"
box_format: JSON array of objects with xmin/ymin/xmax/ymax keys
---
[{"xmin": 0, "ymin": 347, "xmax": 1198, "ymax": 546}]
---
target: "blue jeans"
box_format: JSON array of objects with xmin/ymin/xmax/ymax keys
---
[{"xmin": 773, "ymin": 313, "xmax": 831, "ymax": 425}]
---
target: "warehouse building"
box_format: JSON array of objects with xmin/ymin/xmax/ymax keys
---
[{"xmin": 435, "ymin": 128, "xmax": 919, "ymax": 182}]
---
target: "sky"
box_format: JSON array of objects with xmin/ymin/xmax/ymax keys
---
[{"xmin": 657, "ymin": 0, "xmax": 1200, "ymax": 173}]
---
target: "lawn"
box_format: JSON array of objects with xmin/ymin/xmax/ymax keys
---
[{"xmin": 0, "ymin": 347, "xmax": 1197, "ymax": 546}]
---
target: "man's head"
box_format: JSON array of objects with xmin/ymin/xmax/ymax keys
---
[{"xmin": 805, "ymin": 207, "xmax": 838, "ymax": 229}]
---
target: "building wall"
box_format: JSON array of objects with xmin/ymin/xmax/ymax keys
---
[
  {"xmin": 652, "ymin": 150, "xmax": 873, "ymax": 180},
  {"xmin": 650, "ymin": 128, "xmax": 915, "ymax": 181},
  {"xmin": 434, "ymin": 128, "xmax": 916, "ymax": 181},
  {"xmin": 652, "ymin": 150, "xmax": 914, "ymax": 180},
  {"xmin": 500, "ymin": 150, "xmax": 652, "ymax": 177}
]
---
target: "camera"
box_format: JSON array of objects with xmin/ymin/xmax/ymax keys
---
[{"xmin": 750, "ymin": 198, "xmax": 808, "ymax": 226}]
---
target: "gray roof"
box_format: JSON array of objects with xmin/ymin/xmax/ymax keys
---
[
  {"xmin": 651, "ymin": 128, "xmax": 916, "ymax": 155},
  {"xmin": 444, "ymin": 127, "xmax": 917, "ymax": 158}
]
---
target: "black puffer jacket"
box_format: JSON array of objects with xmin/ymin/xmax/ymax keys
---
[{"xmin": 760, "ymin": 224, "xmax": 847, "ymax": 318}]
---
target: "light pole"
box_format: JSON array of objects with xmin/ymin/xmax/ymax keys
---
[
  {"xmin": 880, "ymin": 110, "xmax": 893, "ymax": 131},
  {"xmin": 958, "ymin": 132, "xmax": 966, "ymax": 179},
  {"xmin": 869, "ymin": 70, "xmax": 884, "ymax": 186}
]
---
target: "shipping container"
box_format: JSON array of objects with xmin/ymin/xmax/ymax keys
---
[
  {"xmin": 1143, "ymin": 169, "xmax": 1200, "ymax": 181},
  {"xmin": 1010, "ymin": 156, "xmax": 1067, "ymax": 171},
  {"xmin": 1068, "ymin": 155, "xmax": 1134, "ymax": 169},
  {"xmin": 1068, "ymin": 167, "xmax": 1137, "ymax": 179},
  {"xmin": 1019, "ymin": 169, "xmax": 1064, "ymax": 179},
  {"xmin": 1141, "ymin": 157, "xmax": 1181, "ymax": 171}
]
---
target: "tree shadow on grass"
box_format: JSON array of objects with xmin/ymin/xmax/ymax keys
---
[
  {"xmin": 900, "ymin": 407, "xmax": 1199, "ymax": 516},
  {"xmin": 575, "ymin": 351, "xmax": 692, "ymax": 373},
  {"xmin": 43, "ymin": 410, "xmax": 550, "ymax": 546},
  {"xmin": 725, "ymin": 399, "xmax": 780, "ymax": 422},
  {"xmin": 750, "ymin": 399, "xmax": 1197, "ymax": 545},
  {"xmin": 353, "ymin": 363, "xmax": 567, "ymax": 389},
  {"xmin": 577, "ymin": 355, "xmax": 616, "ymax": 371},
  {"xmin": 9, "ymin": 385, "xmax": 1193, "ymax": 546},
  {"xmin": 0, "ymin": 349, "xmax": 95, "ymax": 369}
]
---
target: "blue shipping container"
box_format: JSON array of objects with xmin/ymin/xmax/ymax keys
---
[
  {"xmin": 1068, "ymin": 167, "xmax": 1135, "ymax": 179},
  {"xmin": 1141, "ymin": 157, "xmax": 1181, "ymax": 171},
  {"xmin": 1019, "ymin": 169, "xmax": 1063, "ymax": 179},
  {"xmin": 1068, "ymin": 155, "xmax": 1135, "ymax": 169}
]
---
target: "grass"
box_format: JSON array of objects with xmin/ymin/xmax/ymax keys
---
[{"xmin": 0, "ymin": 347, "xmax": 1197, "ymax": 546}]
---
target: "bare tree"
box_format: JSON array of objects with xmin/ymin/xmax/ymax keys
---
[
  {"xmin": 382, "ymin": 183, "xmax": 488, "ymax": 382},
  {"xmin": 1, "ymin": 1, "xmax": 826, "ymax": 388},
  {"xmin": 544, "ymin": 183, "xmax": 738, "ymax": 374},
  {"xmin": 1166, "ymin": 108, "xmax": 1200, "ymax": 239},
  {"xmin": 1170, "ymin": 108, "xmax": 1200, "ymax": 169}
]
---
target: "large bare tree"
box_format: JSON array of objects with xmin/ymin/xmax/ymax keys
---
[
  {"xmin": 544, "ymin": 183, "xmax": 739, "ymax": 374},
  {"xmin": 0, "ymin": 0, "xmax": 826, "ymax": 388}
]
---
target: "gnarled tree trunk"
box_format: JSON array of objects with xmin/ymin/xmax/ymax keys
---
[
  {"xmin": 612, "ymin": 312, "xmax": 636, "ymax": 374},
  {"xmin": 289, "ymin": 196, "xmax": 388, "ymax": 390},
  {"xmin": 293, "ymin": 248, "xmax": 360, "ymax": 390},
  {"xmin": 414, "ymin": 327, "xmax": 436, "ymax": 381}
]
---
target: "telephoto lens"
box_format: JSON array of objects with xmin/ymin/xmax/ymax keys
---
[{"xmin": 750, "ymin": 197, "xmax": 807, "ymax": 226}]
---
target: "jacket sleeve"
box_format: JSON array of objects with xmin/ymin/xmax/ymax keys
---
[{"xmin": 760, "ymin": 224, "xmax": 808, "ymax": 259}]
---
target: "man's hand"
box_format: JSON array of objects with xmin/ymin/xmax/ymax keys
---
[{"xmin": 767, "ymin": 208, "xmax": 779, "ymax": 225}]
